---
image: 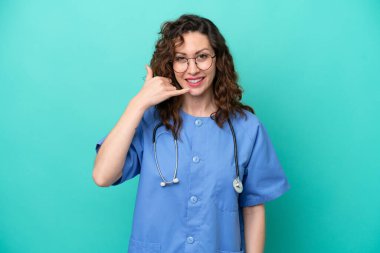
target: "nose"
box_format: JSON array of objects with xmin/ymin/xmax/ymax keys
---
[{"xmin": 187, "ymin": 58, "xmax": 200, "ymax": 74}]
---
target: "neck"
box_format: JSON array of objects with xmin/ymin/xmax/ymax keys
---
[{"xmin": 181, "ymin": 93, "xmax": 217, "ymax": 117}]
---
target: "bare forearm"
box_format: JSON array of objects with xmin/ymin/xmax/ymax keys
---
[
  {"xmin": 243, "ymin": 204, "xmax": 266, "ymax": 253},
  {"xmin": 92, "ymin": 65, "xmax": 190, "ymax": 187},
  {"xmin": 92, "ymin": 97, "xmax": 147, "ymax": 187}
]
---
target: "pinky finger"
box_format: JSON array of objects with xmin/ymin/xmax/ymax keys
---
[{"xmin": 168, "ymin": 88, "xmax": 190, "ymax": 97}]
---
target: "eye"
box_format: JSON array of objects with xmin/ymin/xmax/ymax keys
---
[
  {"xmin": 174, "ymin": 56, "xmax": 187, "ymax": 63},
  {"xmin": 197, "ymin": 54, "xmax": 209, "ymax": 59}
]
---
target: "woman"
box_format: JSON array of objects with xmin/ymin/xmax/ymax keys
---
[{"xmin": 93, "ymin": 14, "xmax": 290, "ymax": 253}]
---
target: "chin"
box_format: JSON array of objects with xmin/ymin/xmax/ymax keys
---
[{"xmin": 188, "ymin": 89, "xmax": 202, "ymax": 96}]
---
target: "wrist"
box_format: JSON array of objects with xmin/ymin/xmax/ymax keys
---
[{"xmin": 129, "ymin": 96, "xmax": 149, "ymax": 113}]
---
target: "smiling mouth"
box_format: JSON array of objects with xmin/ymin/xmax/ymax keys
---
[{"xmin": 186, "ymin": 77, "xmax": 205, "ymax": 87}]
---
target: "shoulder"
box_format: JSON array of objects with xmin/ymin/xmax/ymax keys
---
[
  {"xmin": 231, "ymin": 109, "xmax": 262, "ymax": 142},
  {"xmin": 232, "ymin": 108, "xmax": 261, "ymax": 127},
  {"xmin": 141, "ymin": 106, "xmax": 160, "ymax": 126}
]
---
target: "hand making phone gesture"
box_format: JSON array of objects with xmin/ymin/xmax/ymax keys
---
[{"xmin": 136, "ymin": 65, "xmax": 190, "ymax": 109}]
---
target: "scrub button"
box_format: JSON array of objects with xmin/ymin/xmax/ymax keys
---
[
  {"xmin": 195, "ymin": 119, "xmax": 203, "ymax": 126},
  {"xmin": 190, "ymin": 196, "xmax": 198, "ymax": 203},
  {"xmin": 192, "ymin": 156, "xmax": 200, "ymax": 163},
  {"xmin": 187, "ymin": 236, "xmax": 194, "ymax": 244}
]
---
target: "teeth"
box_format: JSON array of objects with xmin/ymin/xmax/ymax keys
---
[{"xmin": 188, "ymin": 78, "xmax": 203, "ymax": 83}]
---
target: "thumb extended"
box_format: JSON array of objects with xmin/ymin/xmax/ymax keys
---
[{"xmin": 145, "ymin": 65, "xmax": 153, "ymax": 81}]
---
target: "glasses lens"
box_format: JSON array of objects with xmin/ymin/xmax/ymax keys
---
[
  {"xmin": 196, "ymin": 54, "xmax": 213, "ymax": 71},
  {"xmin": 173, "ymin": 56, "xmax": 188, "ymax": 73},
  {"xmin": 172, "ymin": 54, "xmax": 214, "ymax": 73}
]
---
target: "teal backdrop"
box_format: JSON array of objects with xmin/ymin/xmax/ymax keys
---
[{"xmin": 1, "ymin": 0, "xmax": 379, "ymax": 252}]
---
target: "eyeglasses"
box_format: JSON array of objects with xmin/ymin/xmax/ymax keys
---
[{"xmin": 172, "ymin": 53, "xmax": 216, "ymax": 73}]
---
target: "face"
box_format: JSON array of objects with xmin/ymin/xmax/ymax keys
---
[{"xmin": 173, "ymin": 31, "xmax": 216, "ymax": 98}]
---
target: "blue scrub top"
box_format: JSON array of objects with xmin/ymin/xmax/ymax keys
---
[{"xmin": 95, "ymin": 106, "xmax": 290, "ymax": 253}]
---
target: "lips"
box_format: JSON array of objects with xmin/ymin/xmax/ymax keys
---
[{"xmin": 185, "ymin": 77, "xmax": 205, "ymax": 87}]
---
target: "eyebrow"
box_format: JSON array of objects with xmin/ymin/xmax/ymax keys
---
[{"xmin": 175, "ymin": 48, "xmax": 211, "ymax": 55}]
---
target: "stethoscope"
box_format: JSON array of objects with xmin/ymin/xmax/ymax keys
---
[{"xmin": 152, "ymin": 113, "xmax": 244, "ymax": 194}]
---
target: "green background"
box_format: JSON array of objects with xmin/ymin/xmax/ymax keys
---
[{"xmin": 1, "ymin": 0, "xmax": 379, "ymax": 252}]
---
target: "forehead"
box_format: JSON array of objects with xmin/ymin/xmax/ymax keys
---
[{"xmin": 174, "ymin": 31, "xmax": 213, "ymax": 54}]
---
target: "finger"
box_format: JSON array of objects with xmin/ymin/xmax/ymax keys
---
[
  {"xmin": 168, "ymin": 88, "xmax": 190, "ymax": 97},
  {"xmin": 145, "ymin": 65, "xmax": 153, "ymax": 81},
  {"xmin": 168, "ymin": 78, "xmax": 175, "ymax": 87},
  {"xmin": 166, "ymin": 85, "xmax": 177, "ymax": 91},
  {"xmin": 159, "ymin": 78, "xmax": 175, "ymax": 89},
  {"xmin": 159, "ymin": 77, "xmax": 173, "ymax": 84}
]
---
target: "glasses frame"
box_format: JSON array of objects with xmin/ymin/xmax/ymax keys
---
[{"xmin": 172, "ymin": 53, "xmax": 216, "ymax": 73}]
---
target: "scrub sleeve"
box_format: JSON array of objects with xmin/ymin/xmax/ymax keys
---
[
  {"xmin": 95, "ymin": 121, "xmax": 144, "ymax": 186},
  {"xmin": 239, "ymin": 121, "xmax": 290, "ymax": 207}
]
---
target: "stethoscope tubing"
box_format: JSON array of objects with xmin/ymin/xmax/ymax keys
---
[
  {"xmin": 152, "ymin": 115, "xmax": 242, "ymax": 192},
  {"xmin": 153, "ymin": 122, "xmax": 180, "ymax": 185},
  {"xmin": 227, "ymin": 118, "xmax": 240, "ymax": 180}
]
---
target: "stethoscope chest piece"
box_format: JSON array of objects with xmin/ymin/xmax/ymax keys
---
[{"xmin": 233, "ymin": 177, "xmax": 243, "ymax": 193}]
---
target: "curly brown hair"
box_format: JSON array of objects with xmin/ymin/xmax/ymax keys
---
[{"xmin": 150, "ymin": 14, "xmax": 254, "ymax": 138}]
